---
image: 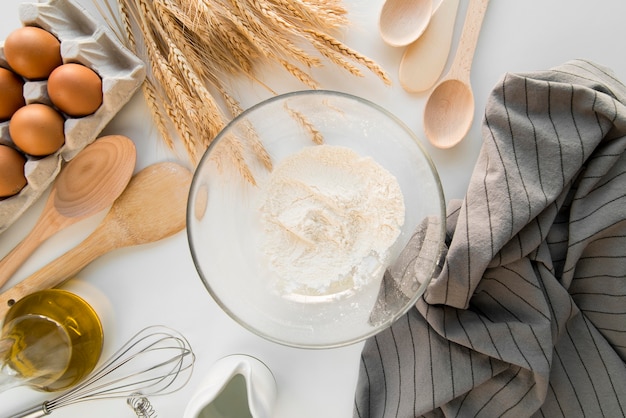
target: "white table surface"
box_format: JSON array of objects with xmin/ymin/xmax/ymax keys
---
[{"xmin": 1, "ymin": 0, "xmax": 626, "ymax": 416}]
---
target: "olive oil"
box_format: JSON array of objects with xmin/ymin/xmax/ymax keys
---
[{"xmin": 1, "ymin": 289, "xmax": 103, "ymax": 391}]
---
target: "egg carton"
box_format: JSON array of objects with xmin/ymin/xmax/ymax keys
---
[{"xmin": 0, "ymin": 0, "xmax": 145, "ymax": 234}]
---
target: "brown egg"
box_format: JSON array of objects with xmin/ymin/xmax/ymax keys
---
[
  {"xmin": 0, "ymin": 144, "xmax": 27, "ymax": 198},
  {"xmin": 0, "ymin": 67, "xmax": 25, "ymax": 121},
  {"xmin": 9, "ymin": 103, "xmax": 65, "ymax": 156},
  {"xmin": 47, "ymin": 63, "xmax": 103, "ymax": 117},
  {"xmin": 4, "ymin": 26, "xmax": 63, "ymax": 80}
]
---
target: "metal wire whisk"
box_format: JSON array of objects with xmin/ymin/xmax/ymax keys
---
[
  {"xmin": 9, "ymin": 325, "xmax": 195, "ymax": 418},
  {"xmin": 127, "ymin": 392, "xmax": 157, "ymax": 417}
]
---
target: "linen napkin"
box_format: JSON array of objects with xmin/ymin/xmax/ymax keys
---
[{"xmin": 353, "ymin": 59, "xmax": 626, "ymax": 417}]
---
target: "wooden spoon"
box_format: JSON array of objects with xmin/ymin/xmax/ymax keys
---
[
  {"xmin": 0, "ymin": 135, "xmax": 136, "ymax": 289},
  {"xmin": 399, "ymin": 0, "xmax": 460, "ymax": 93},
  {"xmin": 378, "ymin": 0, "xmax": 433, "ymax": 47},
  {"xmin": 423, "ymin": 0, "xmax": 489, "ymax": 148},
  {"xmin": 0, "ymin": 161, "xmax": 192, "ymax": 320}
]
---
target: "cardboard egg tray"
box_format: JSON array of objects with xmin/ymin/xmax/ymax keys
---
[{"xmin": 0, "ymin": 0, "xmax": 145, "ymax": 234}]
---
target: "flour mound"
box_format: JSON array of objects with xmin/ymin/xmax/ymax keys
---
[{"xmin": 258, "ymin": 145, "xmax": 405, "ymax": 296}]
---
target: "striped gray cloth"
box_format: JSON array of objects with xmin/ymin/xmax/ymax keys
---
[{"xmin": 353, "ymin": 60, "xmax": 626, "ymax": 417}]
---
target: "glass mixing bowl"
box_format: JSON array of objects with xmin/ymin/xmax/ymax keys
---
[{"xmin": 187, "ymin": 90, "xmax": 446, "ymax": 348}]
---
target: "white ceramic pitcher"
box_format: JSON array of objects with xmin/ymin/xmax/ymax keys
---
[{"xmin": 184, "ymin": 354, "xmax": 277, "ymax": 418}]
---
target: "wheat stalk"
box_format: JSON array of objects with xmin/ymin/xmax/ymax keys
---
[
  {"xmin": 285, "ymin": 104, "xmax": 324, "ymax": 145},
  {"xmin": 305, "ymin": 29, "xmax": 392, "ymax": 86},
  {"xmin": 95, "ymin": 0, "xmax": 390, "ymax": 182}
]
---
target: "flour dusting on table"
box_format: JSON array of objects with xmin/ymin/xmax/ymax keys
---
[{"xmin": 258, "ymin": 144, "xmax": 405, "ymax": 296}]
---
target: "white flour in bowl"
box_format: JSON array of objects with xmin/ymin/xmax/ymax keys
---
[{"xmin": 258, "ymin": 144, "xmax": 405, "ymax": 297}]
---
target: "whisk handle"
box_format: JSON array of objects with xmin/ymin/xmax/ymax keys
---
[{"xmin": 7, "ymin": 403, "xmax": 49, "ymax": 418}]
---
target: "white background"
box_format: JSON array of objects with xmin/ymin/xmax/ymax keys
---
[{"xmin": 1, "ymin": 0, "xmax": 626, "ymax": 416}]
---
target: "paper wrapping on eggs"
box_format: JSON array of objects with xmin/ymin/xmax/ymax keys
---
[{"xmin": 0, "ymin": 0, "xmax": 145, "ymax": 234}]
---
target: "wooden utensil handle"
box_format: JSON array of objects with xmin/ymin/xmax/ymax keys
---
[
  {"xmin": 0, "ymin": 203, "xmax": 75, "ymax": 289},
  {"xmin": 0, "ymin": 234, "xmax": 104, "ymax": 320},
  {"xmin": 449, "ymin": 0, "xmax": 489, "ymax": 80},
  {"xmin": 0, "ymin": 237, "xmax": 44, "ymax": 290}
]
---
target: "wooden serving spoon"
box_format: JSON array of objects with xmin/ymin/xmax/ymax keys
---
[
  {"xmin": 378, "ymin": 0, "xmax": 433, "ymax": 47},
  {"xmin": 0, "ymin": 161, "xmax": 192, "ymax": 320},
  {"xmin": 423, "ymin": 0, "xmax": 489, "ymax": 148},
  {"xmin": 0, "ymin": 135, "xmax": 136, "ymax": 289},
  {"xmin": 399, "ymin": 0, "xmax": 460, "ymax": 93}
]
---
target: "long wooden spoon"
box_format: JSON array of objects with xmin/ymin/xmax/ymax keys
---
[
  {"xmin": 378, "ymin": 0, "xmax": 433, "ymax": 47},
  {"xmin": 423, "ymin": 0, "xmax": 489, "ymax": 148},
  {"xmin": 399, "ymin": 0, "xmax": 460, "ymax": 93},
  {"xmin": 0, "ymin": 135, "xmax": 136, "ymax": 289},
  {"xmin": 0, "ymin": 161, "xmax": 192, "ymax": 319}
]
